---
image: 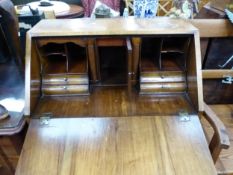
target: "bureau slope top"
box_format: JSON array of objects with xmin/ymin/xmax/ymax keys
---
[{"xmin": 28, "ymin": 17, "xmax": 199, "ymax": 37}]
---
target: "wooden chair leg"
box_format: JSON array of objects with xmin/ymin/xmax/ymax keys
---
[
  {"xmin": 203, "ymin": 103, "xmax": 230, "ymax": 164},
  {"xmin": 209, "ymin": 132, "xmax": 221, "ymax": 163}
]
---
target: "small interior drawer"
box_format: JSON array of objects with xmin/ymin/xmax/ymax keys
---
[
  {"xmin": 140, "ymin": 82, "xmax": 186, "ymax": 93},
  {"xmin": 42, "ymin": 84, "xmax": 89, "ymax": 96},
  {"xmin": 42, "ymin": 74, "xmax": 88, "ymax": 85},
  {"xmin": 140, "ymin": 71, "xmax": 185, "ymax": 83}
]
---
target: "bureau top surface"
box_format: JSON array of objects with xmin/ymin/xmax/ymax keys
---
[{"xmin": 28, "ymin": 17, "xmax": 198, "ymax": 37}]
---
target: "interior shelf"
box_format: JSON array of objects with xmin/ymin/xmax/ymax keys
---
[
  {"xmin": 38, "ymin": 42, "xmax": 88, "ymax": 75},
  {"xmin": 98, "ymin": 46, "xmax": 127, "ymax": 85},
  {"xmin": 36, "ymin": 40, "xmax": 89, "ymax": 96},
  {"xmin": 161, "ymin": 37, "xmax": 189, "ymax": 54},
  {"xmin": 161, "ymin": 53, "xmax": 185, "ymax": 71},
  {"xmin": 140, "ymin": 57, "xmax": 160, "ymax": 72},
  {"xmin": 43, "ymin": 54, "xmax": 67, "ymax": 75},
  {"xmin": 140, "ymin": 36, "xmax": 190, "ymax": 72},
  {"xmin": 40, "ymin": 43, "xmax": 66, "ymax": 57},
  {"xmin": 67, "ymin": 43, "xmax": 87, "ymax": 74}
]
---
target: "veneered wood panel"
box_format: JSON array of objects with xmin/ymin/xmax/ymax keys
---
[
  {"xmin": 186, "ymin": 34, "xmax": 204, "ymax": 112},
  {"xmin": 33, "ymin": 86, "xmax": 195, "ymax": 117},
  {"xmin": 190, "ymin": 19, "xmax": 233, "ymax": 38},
  {"xmin": 16, "ymin": 116, "xmax": 217, "ymax": 175}
]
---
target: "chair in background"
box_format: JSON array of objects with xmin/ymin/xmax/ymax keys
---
[
  {"xmin": 0, "ymin": 2, "xmax": 26, "ymax": 174},
  {"xmin": 0, "ymin": 0, "xmax": 22, "ymax": 68},
  {"xmin": 124, "ymin": 0, "xmax": 134, "ymax": 15},
  {"xmin": 202, "ymin": 103, "xmax": 230, "ymax": 164},
  {"xmin": 157, "ymin": 0, "xmax": 173, "ymax": 16}
]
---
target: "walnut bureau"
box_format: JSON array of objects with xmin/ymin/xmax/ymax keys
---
[{"xmin": 18, "ymin": 17, "xmax": 222, "ymax": 175}]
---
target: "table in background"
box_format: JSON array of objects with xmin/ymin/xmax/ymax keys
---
[
  {"xmin": 17, "ymin": 3, "xmax": 84, "ymax": 56},
  {"xmin": 56, "ymin": 4, "xmax": 84, "ymax": 18},
  {"xmin": 27, "ymin": 1, "xmax": 84, "ymax": 18},
  {"xmin": 16, "ymin": 115, "xmax": 217, "ymax": 175}
]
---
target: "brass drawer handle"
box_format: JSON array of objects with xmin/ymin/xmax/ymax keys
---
[
  {"xmin": 63, "ymin": 77, "xmax": 68, "ymax": 82},
  {"xmin": 159, "ymin": 73, "xmax": 164, "ymax": 79}
]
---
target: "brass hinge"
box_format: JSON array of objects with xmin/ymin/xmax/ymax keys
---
[
  {"xmin": 39, "ymin": 113, "xmax": 52, "ymax": 125},
  {"xmin": 178, "ymin": 111, "xmax": 190, "ymax": 122}
]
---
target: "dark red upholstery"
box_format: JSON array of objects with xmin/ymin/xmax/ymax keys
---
[{"xmin": 81, "ymin": 0, "xmax": 120, "ymax": 17}]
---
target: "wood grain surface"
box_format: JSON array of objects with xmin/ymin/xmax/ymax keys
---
[
  {"xmin": 33, "ymin": 86, "xmax": 195, "ymax": 117},
  {"xmin": 190, "ymin": 19, "xmax": 233, "ymax": 38},
  {"xmin": 56, "ymin": 4, "xmax": 84, "ymax": 19},
  {"xmin": 28, "ymin": 17, "xmax": 198, "ymax": 37},
  {"xmin": 16, "ymin": 116, "xmax": 217, "ymax": 175},
  {"xmin": 24, "ymin": 18, "xmax": 204, "ymax": 115}
]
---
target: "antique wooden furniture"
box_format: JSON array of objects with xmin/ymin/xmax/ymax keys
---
[
  {"xmin": 204, "ymin": 104, "xmax": 233, "ymax": 175},
  {"xmin": 35, "ymin": 37, "xmax": 90, "ymax": 96},
  {"xmin": 138, "ymin": 35, "xmax": 191, "ymax": 95},
  {"xmin": 56, "ymin": 4, "xmax": 84, "ymax": 18},
  {"xmin": 95, "ymin": 37, "xmax": 133, "ymax": 92},
  {"xmin": 12, "ymin": 0, "xmax": 83, "ymax": 6},
  {"xmin": 16, "ymin": 115, "xmax": 217, "ymax": 175},
  {"xmin": 24, "ymin": 18, "xmax": 204, "ymax": 116},
  {"xmin": 191, "ymin": 19, "xmax": 233, "ymax": 174},
  {"xmin": 202, "ymin": 103, "xmax": 230, "ymax": 164},
  {"xmin": 26, "ymin": 1, "xmax": 84, "ymax": 19},
  {"xmin": 0, "ymin": 0, "xmax": 22, "ymax": 67},
  {"xmin": 16, "ymin": 17, "xmax": 227, "ymax": 175},
  {"xmin": 0, "ymin": 1, "xmax": 26, "ymax": 174},
  {"xmin": 191, "ymin": 19, "xmax": 233, "ymax": 104},
  {"xmin": 196, "ymin": 2, "xmax": 226, "ymax": 19}
]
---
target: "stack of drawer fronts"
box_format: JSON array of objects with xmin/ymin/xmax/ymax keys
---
[{"xmin": 140, "ymin": 71, "xmax": 186, "ymax": 94}]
